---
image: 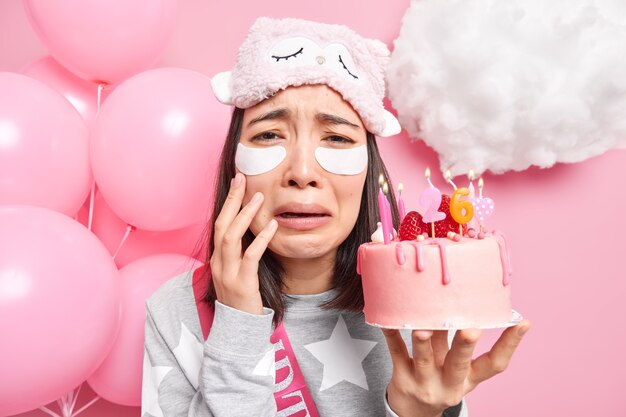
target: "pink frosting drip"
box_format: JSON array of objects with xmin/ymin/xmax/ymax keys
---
[
  {"xmin": 362, "ymin": 236, "xmax": 511, "ymax": 287},
  {"xmin": 406, "ymin": 242, "xmax": 425, "ymax": 272},
  {"xmin": 359, "ymin": 236, "xmax": 512, "ymax": 328},
  {"xmin": 492, "ymin": 231, "xmax": 513, "ymax": 286},
  {"xmin": 402, "ymin": 239, "xmax": 450, "ymax": 285},
  {"xmin": 434, "ymin": 240, "xmax": 451, "ymax": 285},
  {"xmin": 395, "ymin": 243, "xmax": 406, "ymax": 265}
]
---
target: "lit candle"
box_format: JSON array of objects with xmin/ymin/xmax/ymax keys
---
[
  {"xmin": 467, "ymin": 170, "xmax": 476, "ymax": 199},
  {"xmin": 378, "ymin": 174, "xmax": 391, "ymax": 244},
  {"xmin": 466, "ymin": 170, "xmax": 478, "ymax": 232},
  {"xmin": 383, "ymin": 182, "xmax": 394, "ymax": 241},
  {"xmin": 472, "ymin": 176, "xmax": 495, "ymax": 233},
  {"xmin": 397, "ymin": 183, "xmax": 406, "ymax": 222},
  {"xmin": 420, "ymin": 168, "xmax": 445, "ymax": 237},
  {"xmin": 378, "ymin": 187, "xmax": 391, "ymax": 244},
  {"xmin": 444, "ymin": 169, "xmax": 457, "ymax": 190},
  {"xmin": 425, "ymin": 167, "xmax": 435, "ymax": 188}
]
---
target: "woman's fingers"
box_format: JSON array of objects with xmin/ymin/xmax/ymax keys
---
[
  {"xmin": 212, "ymin": 173, "xmax": 246, "ymax": 258},
  {"xmin": 411, "ymin": 330, "xmax": 437, "ymax": 381},
  {"xmin": 469, "ymin": 320, "xmax": 531, "ymax": 388},
  {"xmin": 238, "ymin": 219, "xmax": 278, "ymax": 279},
  {"xmin": 442, "ymin": 328, "xmax": 481, "ymax": 388},
  {"xmin": 431, "ymin": 330, "xmax": 450, "ymax": 368},
  {"xmin": 381, "ymin": 329, "xmax": 412, "ymax": 378},
  {"xmin": 220, "ymin": 191, "xmax": 265, "ymax": 275}
]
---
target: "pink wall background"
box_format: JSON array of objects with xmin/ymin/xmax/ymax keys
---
[{"xmin": 2, "ymin": 0, "xmax": 625, "ymax": 416}]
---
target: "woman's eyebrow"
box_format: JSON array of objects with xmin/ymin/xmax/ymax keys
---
[
  {"xmin": 248, "ymin": 108, "xmax": 290, "ymax": 126},
  {"xmin": 316, "ymin": 113, "xmax": 361, "ymax": 130}
]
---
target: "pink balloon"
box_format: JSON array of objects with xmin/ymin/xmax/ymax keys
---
[
  {"xmin": 21, "ymin": 55, "xmax": 112, "ymax": 128},
  {"xmin": 23, "ymin": 0, "xmax": 177, "ymax": 84},
  {"xmin": 0, "ymin": 205, "xmax": 121, "ymax": 416},
  {"xmin": 0, "ymin": 72, "xmax": 91, "ymax": 216},
  {"xmin": 87, "ymin": 253, "xmax": 202, "ymax": 406},
  {"xmin": 90, "ymin": 67, "xmax": 229, "ymax": 231},
  {"xmin": 81, "ymin": 190, "xmax": 208, "ymax": 268}
]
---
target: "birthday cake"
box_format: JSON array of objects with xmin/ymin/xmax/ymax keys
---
[{"xmin": 358, "ymin": 189, "xmax": 516, "ymax": 330}]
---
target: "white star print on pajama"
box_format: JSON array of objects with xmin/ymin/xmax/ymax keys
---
[
  {"xmin": 172, "ymin": 322, "xmax": 204, "ymax": 390},
  {"xmin": 304, "ymin": 315, "xmax": 377, "ymax": 391},
  {"xmin": 141, "ymin": 348, "xmax": 172, "ymax": 417}
]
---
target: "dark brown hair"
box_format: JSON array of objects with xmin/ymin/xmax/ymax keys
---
[{"xmin": 191, "ymin": 107, "xmax": 399, "ymax": 326}]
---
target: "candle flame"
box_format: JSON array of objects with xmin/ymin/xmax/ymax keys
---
[
  {"xmin": 468, "ymin": 169, "xmax": 475, "ymax": 181},
  {"xmin": 478, "ymin": 177, "xmax": 484, "ymax": 189},
  {"xmin": 425, "ymin": 167, "xmax": 431, "ymax": 179},
  {"xmin": 444, "ymin": 169, "xmax": 458, "ymax": 190},
  {"xmin": 398, "ymin": 182, "xmax": 404, "ymax": 194},
  {"xmin": 378, "ymin": 173, "xmax": 384, "ymax": 187},
  {"xmin": 383, "ymin": 182, "xmax": 389, "ymax": 194}
]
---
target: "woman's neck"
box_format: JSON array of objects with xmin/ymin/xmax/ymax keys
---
[{"xmin": 277, "ymin": 252, "xmax": 335, "ymax": 295}]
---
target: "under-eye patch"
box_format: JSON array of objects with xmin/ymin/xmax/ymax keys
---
[
  {"xmin": 235, "ymin": 143, "xmax": 286, "ymax": 175},
  {"xmin": 315, "ymin": 145, "xmax": 368, "ymax": 175},
  {"xmin": 235, "ymin": 142, "xmax": 368, "ymax": 176}
]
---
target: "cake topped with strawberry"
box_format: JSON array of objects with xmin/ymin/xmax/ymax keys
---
[{"xmin": 358, "ymin": 189, "xmax": 520, "ymax": 330}]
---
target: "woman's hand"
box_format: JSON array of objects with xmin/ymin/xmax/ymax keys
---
[
  {"xmin": 382, "ymin": 320, "xmax": 531, "ymax": 417},
  {"xmin": 210, "ymin": 172, "xmax": 278, "ymax": 315}
]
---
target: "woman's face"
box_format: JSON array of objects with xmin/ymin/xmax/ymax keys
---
[{"xmin": 239, "ymin": 84, "xmax": 368, "ymax": 261}]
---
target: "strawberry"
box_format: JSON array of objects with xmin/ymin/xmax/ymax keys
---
[
  {"xmin": 399, "ymin": 211, "xmax": 428, "ymax": 240},
  {"xmin": 439, "ymin": 194, "xmax": 452, "ymax": 216},
  {"xmin": 431, "ymin": 194, "xmax": 461, "ymax": 237}
]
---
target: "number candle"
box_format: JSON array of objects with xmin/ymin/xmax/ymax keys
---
[
  {"xmin": 378, "ymin": 174, "xmax": 391, "ymax": 244},
  {"xmin": 450, "ymin": 187, "xmax": 474, "ymax": 235},
  {"xmin": 445, "ymin": 169, "xmax": 470, "ymax": 234},
  {"xmin": 397, "ymin": 183, "xmax": 406, "ymax": 222},
  {"xmin": 472, "ymin": 176, "xmax": 495, "ymax": 233},
  {"xmin": 420, "ymin": 168, "xmax": 446, "ymax": 238}
]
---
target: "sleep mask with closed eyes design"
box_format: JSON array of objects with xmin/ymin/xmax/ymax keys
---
[{"xmin": 210, "ymin": 17, "xmax": 401, "ymax": 138}]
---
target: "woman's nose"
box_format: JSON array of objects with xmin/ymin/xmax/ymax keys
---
[{"xmin": 283, "ymin": 142, "xmax": 322, "ymax": 188}]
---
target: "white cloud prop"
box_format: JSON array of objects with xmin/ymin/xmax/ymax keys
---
[{"xmin": 387, "ymin": 0, "xmax": 626, "ymax": 176}]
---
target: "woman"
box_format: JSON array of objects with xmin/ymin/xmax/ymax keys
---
[{"xmin": 142, "ymin": 17, "xmax": 530, "ymax": 417}]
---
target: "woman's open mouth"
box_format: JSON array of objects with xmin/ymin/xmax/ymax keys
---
[
  {"xmin": 278, "ymin": 212, "xmax": 328, "ymax": 218},
  {"xmin": 274, "ymin": 204, "xmax": 331, "ymax": 230}
]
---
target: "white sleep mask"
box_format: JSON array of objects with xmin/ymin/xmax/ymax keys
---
[{"xmin": 235, "ymin": 143, "xmax": 368, "ymax": 176}]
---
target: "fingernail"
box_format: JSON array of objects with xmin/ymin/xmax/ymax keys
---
[
  {"xmin": 267, "ymin": 219, "xmax": 277, "ymax": 231},
  {"xmin": 518, "ymin": 325, "xmax": 530, "ymax": 337},
  {"xmin": 251, "ymin": 192, "xmax": 262, "ymax": 204},
  {"xmin": 415, "ymin": 330, "xmax": 433, "ymax": 341}
]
